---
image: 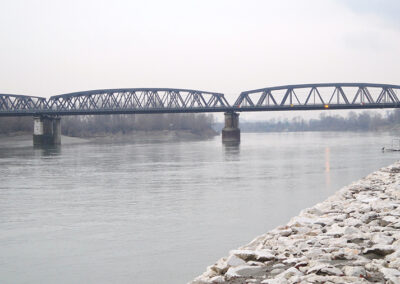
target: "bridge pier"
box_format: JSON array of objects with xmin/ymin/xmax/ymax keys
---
[
  {"xmin": 33, "ymin": 116, "xmax": 61, "ymax": 146},
  {"xmin": 222, "ymin": 112, "xmax": 240, "ymax": 144}
]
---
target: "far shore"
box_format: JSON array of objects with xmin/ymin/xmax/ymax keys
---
[{"xmin": 0, "ymin": 129, "xmax": 218, "ymax": 146}]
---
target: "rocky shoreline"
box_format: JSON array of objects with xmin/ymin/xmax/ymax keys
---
[{"xmin": 191, "ymin": 162, "xmax": 400, "ymax": 284}]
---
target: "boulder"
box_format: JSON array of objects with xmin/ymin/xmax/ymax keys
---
[
  {"xmin": 307, "ymin": 263, "xmax": 343, "ymax": 276},
  {"xmin": 226, "ymin": 254, "xmax": 246, "ymax": 267},
  {"xmin": 225, "ymin": 265, "xmax": 266, "ymax": 278},
  {"xmin": 363, "ymin": 245, "xmax": 395, "ymax": 256},
  {"xmin": 343, "ymin": 266, "xmax": 366, "ymax": 278}
]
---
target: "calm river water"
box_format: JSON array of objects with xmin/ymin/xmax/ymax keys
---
[{"xmin": 0, "ymin": 132, "xmax": 398, "ymax": 283}]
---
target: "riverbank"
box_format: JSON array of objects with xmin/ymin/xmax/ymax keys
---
[
  {"xmin": 191, "ymin": 162, "xmax": 400, "ymax": 283},
  {"xmin": 0, "ymin": 129, "xmax": 216, "ymax": 146}
]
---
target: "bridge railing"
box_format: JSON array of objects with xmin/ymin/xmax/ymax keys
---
[{"xmin": 234, "ymin": 83, "xmax": 400, "ymax": 109}]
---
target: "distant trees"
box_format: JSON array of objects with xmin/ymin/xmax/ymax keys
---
[
  {"xmin": 2, "ymin": 110, "xmax": 400, "ymax": 136},
  {"xmin": 0, "ymin": 113, "xmax": 216, "ymax": 136},
  {"xmin": 61, "ymin": 113, "xmax": 215, "ymax": 136},
  {"xmin": 239, "ymin": 110, "xmax": 400, "ymax": 133},
  {"xmin": 0, "ymin": 117, "xmax": 32, "ymax": 134},
  {"xmin": 387, "ymin": 109, "xmax": 400, "ymax": 125}
]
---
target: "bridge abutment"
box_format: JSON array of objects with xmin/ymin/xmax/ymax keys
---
[
  {"xmin": 222, "ymin": 112, "xmax": 240, "ymax": 144},
  {"xmin": 33, "ymin": 116, "xmax": 61, "ymax": 146}
]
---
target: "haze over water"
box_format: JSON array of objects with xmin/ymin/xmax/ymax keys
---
[{"xmin": 0, "ymin": 132, "xmax": 398, "ymax": 283}]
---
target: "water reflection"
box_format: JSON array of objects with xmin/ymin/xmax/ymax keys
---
[
  {"xmin": 33, "ymin": 145, "xmax": 62, "ymax": 157},
  {"xmin": 325, "ymin": 147, "xmax": 331, "ymax": 186},
  {"xmin": 222, "ymin": 140, "xmax": 240, "ymax": 147},
  {"xmin": 223, "ymin": 143, "xmax": 240, "ymax": 161}
]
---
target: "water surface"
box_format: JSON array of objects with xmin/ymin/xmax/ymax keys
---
[{"xmin": 0, "ymin": 132, "xmax": 398, "ymax": 283}]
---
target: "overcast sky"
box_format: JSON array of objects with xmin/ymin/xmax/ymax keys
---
[{"xmin": 1, "ymin": 0, "xmax": 399, "ymax": 120}]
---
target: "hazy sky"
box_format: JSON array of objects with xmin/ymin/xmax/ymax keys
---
[{"xmin": 1, "ymin": 0, "xmax": 399, "ymax": 120}]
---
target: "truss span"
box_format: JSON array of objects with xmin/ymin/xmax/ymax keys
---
[
  {"xmin": 234, "ymin": 83, "xmax": 400, "ymax": 111},
  {"xmin": 2, "ymin": 83, "xmax": 400, "ymax": 116},
  {"xmin": 0, "ymin": 94, "xmax": 47, "ymax": 115},
  {"xmin": 47, "ymin": 88, "xmax": 230, "ymax": 115}
]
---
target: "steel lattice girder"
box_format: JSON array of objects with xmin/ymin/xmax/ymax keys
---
[
  {"xmin": 2, "ymin": 84, "xmax": 400, "ymax": 116},
  {"xmin": 234, "ymin": 83, "xmax": 400, "ymax": 110},
  {"xmin": 0, "ymin": 94, "xmax": 48, "ymax": 115},
  {"xmin": 45, "ymin": 88, "xmax": 230, "ymax": 114}
]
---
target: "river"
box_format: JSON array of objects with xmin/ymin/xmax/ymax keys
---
[{"xmin": 0, "ymin": 132, "xmax": 398, "ymax": 283}]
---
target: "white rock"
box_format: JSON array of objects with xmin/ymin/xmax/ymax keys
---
[
  {"xmin": 386, "ymin": 249, "xmax": 400, "ymax": 262},
  {"xmin": 291, "ymin": 226, "xmax": 310, "ymax": 235},
  {"xmin": 343, "ymin": 218, "xmax": 363, "ymax": 227},
  {"xmin": 383, "ymin": 216, "xmax": 398, "ymax": 224},
  {"xmin": 364, "ymin": 259, "xmax": 386, "ymax": 272},
  {"xmin": 287, "ymin": 275, "xmax": 302, "ymax": 283},
  {"xmin": 279, "ymin": 229, "xmax": 292, "ymax": 237},
  {"xmin": 326, "ymin": 224, "xmax": 346, "ymax": 236},
  {"xmin": 256, "ymin": 250, "xmax": 276, "ymax": 261},
  {"xmin": 372, "ymin": 233, "xmax": 395, "ymax": 245},
  {"xmin": 272, "ymin": 263, "xmax": 286, "ymax": 269},
  {"xmin": 380, "ymin": 267, "xmax": 400, "ymax": 283},
  {"xmin": 209, "ymin": 258, "xmax": 228, "ymax": 274},
  {"xmin": 282, "ymin": 257, "xmax": 306, "ymax": 265},
  {"xmin": 208, "ymin": 275, "xmax": 225, "ymax": 283},
  {"xmin": 307, "ymin": 264, "xmax": 343, "ymax": 276},
  {"xmin": 358, "ymin": 196, "xmax": 379, "ymax": 203},
  {"xmin": 302, "ymin": 274, "xmax": 334, "ymax": 283},
  {"xmin": 363, "ymin": 245, "xmax": 395, "ymax": 256},
  {"xmin": 320, "ymin": 266, "xmax": 343, "ymax": 276},
  {"xmin": 302, "ymin": 207, "xmax": 324, "ymax": 216},
  {"xmin": 344, "ymin": 226, "xmax": 361, "ymax": 235},
  {"xmin": 287, "ymin": 216, "xmax": 316, "ymax": 226},
  {"xmin": 343, "ymin": 266, "xmax": 366, "ymax": 277},
  {"xmin": 333, "ymin": 213, "xmax": 348, "ymax": 221},
  {"xmin": 351, "ymin": 257, "xmax": 371, "ymax": 266},
  {"xmin": 314, "ymin": 202, "xmax": 333, "ymax": 213},
  {"xmin": 389, "ymin": 259, "xmax": 400, "ymax": 269},
  {"xmin": 247, "ymin": 260, "xmax": 265, "ymax": 266},
  {"xmin": 229, "ymin": 249, "xmax": 254, "ymax": 260},
  {"xmin": 328, "ymin": 236, "xmax": 349, "ymax": 246},
  {"xmin": 361, "ymin": 212, "xmax": 378, "ymax": 223},
  {"xmin": 278, "ymin": 267, "xmax": 303, "ymax": 279},
  {"xmin": 269, "ymin": 268, "xmax": 284, "ymax": 276},
  {"xmin": 261, "ymin": 279, "xmax": 288, "ymax": 284},
  {"xmin": 230, "ymin": 249, "xmax": 275, "ymax": 261},
  {"xmin": 226, "ymin": 254, "xmax": 246, "ymax": 267},
  {"xmin": 225, "ymin": 265, "xmax": 265, "ymax": 278}
]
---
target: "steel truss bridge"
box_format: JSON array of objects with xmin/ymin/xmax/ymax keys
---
[{"xmin": 1, "ymin": 83, "xmax": 400, "ymax": 116}]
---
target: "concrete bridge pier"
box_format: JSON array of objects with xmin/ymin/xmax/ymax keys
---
[
  {"xmin": 222, "ymin": 112, "xmax": 240, "ymax": 144},
  {"xmin": 33, "ymin": 115, "xmax": 61, "ymax": 146}
]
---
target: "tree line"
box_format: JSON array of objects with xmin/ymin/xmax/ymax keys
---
[
  {"xmin": 239, "ymin": 110, "xmax": 400, "ymax": 132},
  {"xmin": 0, "ymin": 113, "xmax": 215, "ymax": 136},
  {"xmin": 2, "ymin": 110, "xmax": 400, "ymax": 136}
]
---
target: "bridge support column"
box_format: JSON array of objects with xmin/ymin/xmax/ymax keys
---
[
  {"xmin": 33, "ymin": 116, "xmax": 61, "ymax": 146},
  {"xmin": 222, "ymin": 112, "xmax": 240, "ymax": 144}
]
